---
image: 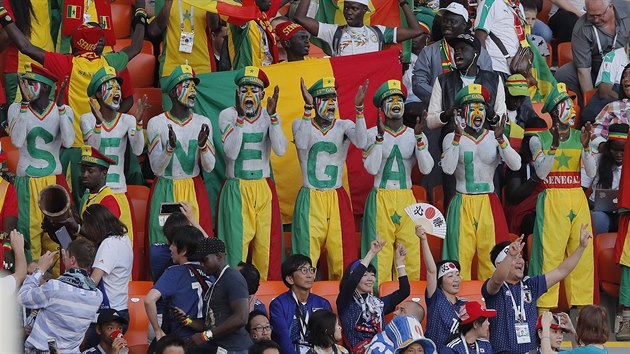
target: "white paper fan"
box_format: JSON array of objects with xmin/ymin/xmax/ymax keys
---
[{"xmin": 404, "ymin": 203, "xmax": 446, "ymax": 239}]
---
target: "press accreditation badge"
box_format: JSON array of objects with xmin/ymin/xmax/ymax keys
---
[
  {"xmin": 515, "ymin": 323, "xmax": 531, "ymax": 344},
  {"xmin": 179, "ymin": 31, "xmax": 194, "ymax": 53},
  {"xmin": 83, "ymin": 13, "xmax": 91, "ymax": 23}
]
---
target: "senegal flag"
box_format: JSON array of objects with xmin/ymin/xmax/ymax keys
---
[
  {"xmin": 527, "ymin": 36, "xmax": 557, "ymax": 103},
  {"xmin": 181, "ymin": 0, "xmax": 261, "ymax": 22},
  {"xmin": 312, "ymin": 0, "xmax": 413, "ymax": 62},
  {"xmin": 189, "ymin": 49, "xmax": 401, "ymax": 225}
]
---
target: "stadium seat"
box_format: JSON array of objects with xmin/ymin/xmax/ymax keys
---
[
  {"xmin": 426, "ymin": 235, "xmax": 442, "ymax": 264},
  {"xmin": 583, "ymin": 89, "xmax": 598, "ymax": 107},
  {"xmin": 597, "ymin": 232, "xmax": 621, "ymax": 297},
  {"xmin": 0, "ymin": 136, "xmax": 19, "ymax": 174},
  {"xmin": 309, "ymin": 45, "xmax": 328, "ymax": 59},
  {"xmin": 545, "ymin": 43, "xmax": 552, "ymax": 68},
  {"xmin": 125, "ymin": 52, "xmax": 156, "ymax": 88},
  {"xmin": 538, "ymin": 0, "xmax": 552, "ymax": 23},
  {"xmin": 129, "ymin": 87, "xmax": 164, "ymax": 127},
  {"xmin": 257, "ymin": 280, "xmax": 287, "ymax": 311},
  {"xmin": 532, "ymin": 102, "xmax": 552, "ymax": 127},
  {"xmin": 126, "ymin": 281, "xmax": 153, "ymax": 352},
  {"xmin": 412, "ymin": 185, "xmax": 428, "ymax": 203},
  {"xmin": 380, "ymin": 280, "xmax": 428, "ymax": 328},
  {"xmin": 432, "ymin": 185, "xmax": 444, "ymax": 214},
  {"xmin": 458, "ymin": 280, "xmax": 485, "ymax": 304},
  {"xmin": 312, "ymin": 281, "xmax": 340, "ymax": 315},
  {"xmin": 112, "ymin": 3, "xmax": 132, "ymax": 39},
  {"xmin": 557, "ymin": 42, "xmax": 573, "ymax": 68},
  {"xmin": 127, "ymin": 185, "xmax": 150, "ymax": 281},
  {"xmin": 113, "ymin": 39, "xmax": 154, "ymax": 55}
]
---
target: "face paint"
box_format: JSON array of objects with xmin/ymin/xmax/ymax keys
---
[
  {"xmin": 463, "ymin": 102, "xmax": 486, "ymax": 132},
  {"xmin": 382, "ymin": 95, "xmax": 404, "ymax": 120},
  {"xmin": 238, "ymin": 84, "xmax": 263, "ymax": 117},
  {"xmin": 176, "ymin": 79, "xmax": 197, "ymax": 108},
  {"xmin": 27, "ymin": 80, "xmax": 42, "ymax": 100},
  {"xmin": 315, "ymin": 96, "xmax": 338, "ymax": 121},
  {"xmin": 100, "ymin": 79, "xmax": 122, "ymax": 110},
  {"xmin": 555, "ymin": 99, "xmax": 575, "ymax": 126}
]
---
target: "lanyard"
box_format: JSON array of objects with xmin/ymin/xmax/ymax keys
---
[
  {"xmin": 206, "ymin": 265, "xmax": 228, "ymax": 303},
  {"xmin": 503, "ymin": 282, "xmax": 526, "ymax": 322},
  {"xmin": 461, "ymin": 335, "xmax": 480, "ymax": 354},
  {"xmin": 292, "ymin": 292, "xmax": 309, "ymax": 343},
  {"xmin": 593, "ymin": 27, "xmax": 618, "ymax": 56},
  {"xmin": 178, "ymin": 0, "xmax": 194, "ymax": 32}
]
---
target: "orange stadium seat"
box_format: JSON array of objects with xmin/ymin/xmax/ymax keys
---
[
  {"xmin": 113, "ymin": 39, "xmax": 154, "ymax": 55},
  {"xmin": 458, "ymin": 280, "xmax": 485, "ymax": 304},
  {"xmin": 412, "ymin": 185, "xmax": 428, "ymax": 203},
  {"xmin": 126, "ymin": 281, "xmax": 153, "ymax": 353},
  {"xmin": 597, "ymin": 232, "xmax": 621, "ymax": 297},
  {"xmin": 380, "ymin": 280, "xmax": 428, "ymax": 328},
  {"xmin": 532, "ymin": 102, "xmax": 552, "ymax": 127},
  {"xmin": 112, "ymin": 3, "xmax": 132, "ymax": 39},
  {"xmin": 257, "ymin": 280, "xmax": 287, "ymax": 311},
  {"xmin": 557, "ymin": 42, "xmax": 573, "ymax": 68},
  {"xmin": 126, "ymin": 52, "xmax": 156, "ymax": 88},
  {"xmin": 538, "ymin": 0, "xmax": 552, "ymax": 23},
  {"xmin": 583, "ymin": 89, "xmax": 598, "ymax": 107},
  {"xmin": 308, "ymin": 45, "xmax": 328, "ymax": 59},
  {"xmin": 427, "ymin": 235, "xmax": 442, "ymax": 264},
  {"xmin": 312, "ymin": 280, "xmax": 340, "ymax": 315},
  {"xmin": 130, "ymin": 87, "xmax": 164, "ymax": 127},
  {"xmin": 128, "ymin": 185, "xmax": 150, "ymax": 281},
  {"xmin": 0, "ymin": 136, "xmax": 19, "ymax": 174}
]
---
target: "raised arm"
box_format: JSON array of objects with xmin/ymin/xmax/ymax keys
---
[
  {"xmin": 417, "ymin": 226, "xmax": 438, "ymax": 297},
  {"xmin": 362, "ymin": 119, "xmax": 384, "ymax": 175},
  {"xmin": 294, "ymin": 0, "xmax": 319, "ymax": 36},
  {"xmin": 147, "ymin": 0, "xmax": 173, "ymax": 38},
  {"xmin": 346, "ymin": 80, "xmax": 369, "ymax": 149},
  {"xmin": 197, "ymin": 123, "xmax": 216, "ymax": 172},
  {"xmin": 8, "ymin": 231, "xmax": 27, "ymax": 289},
  {"xmin": 529, "ymin": 133, "xmax": 555, "ymax": 180},
  {"xmin": 128, "ymin": 96, "xmax": 149, "ymax": 156},
  {"xmin": 484, "ymin": 236, "xmax": 524, "ymax": 295},
  {"xmin": 0, "ymin": 5, "xmax": 45, "ymax": 64},
  {"xmin": 580, "ymin": 122, "xmax": 596, "ymax": 178},
  {"xmin": 395, "ymin": 0, "xmax": 424, "ymax": 42},
  {"xmin": 220, "ymin": 96, "xmax": 245, "ymax": 161},
  {"xmin": 494, "ymin": 115, "xmax": 521, "ymax": 171},
  {"xmin": 414, "ymin": 113, "xmax": 434, "ymax": 174},
  {"xmin": 266, "ymin": 86, "xmax": 288, "ymax": 157},
  {"xmin": 147, "ymin": 121, "xmax": 174, "ymax": 177},
  {"xmin": 381, "ymin": 245, "xmax": 410, "ymax": 314},
  {"xmin": 121, "ymin": 0, "xmax": 148, "ymax": 60},
  {"xmin": 544, "ymin": 224, "xmax": 591, "ymax": 289},
  {"xmin": 441, "ymin": 131, "xmax": 460, "ymax": 175}
]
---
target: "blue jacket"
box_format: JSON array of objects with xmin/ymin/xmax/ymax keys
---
[{"xmin": 270, "ymin": 290, "xmax": 332, "ymax": 354}]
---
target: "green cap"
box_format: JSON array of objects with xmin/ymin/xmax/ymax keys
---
[
  {"xmin": 308, "ymin": 77, "xmax": 337, "ymax": 98},
  {"xmin": 162, "ymin": 64, "xmax": 200, "ymax": 93},
  {"xmin": 505, "ymin": 74, "xmax": 529, "ymax": 97},
  {"xmin": 542, "ymin": 82, "xmax": 574, "ymax": 113},
  {"xmin": 87, "ymin": 66, "xmax": 123, "ymax": 98},
  {"xmin": 234, "ymin": 66, "xmax": 269, "ymax": 88},
  {"xmin": 454, "ymin": 84, "xmax": 487, "ymax": 107},
  {"xmin": 372, "ymin": 80, "xmax": 407, "ymax": 107},
  {"xmin": 22, "ymin": 64, "xmax": 57, "ymax": 89}
]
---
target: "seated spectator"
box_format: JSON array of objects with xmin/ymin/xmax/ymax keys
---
[
  {"xmin": 592, "ymin": 63, "xmax": 630, "ymax": 152},
  {"xmin": 249, "ymin": 340, "xmax": 281, "ymax": 354},
  {"xmin": 505, "ymin": 74, "xmax": 539, "ymax": 128},
  {"xmin": 582, "ymin": 123, "xmax": 628, "ymax": 235},
  {"xmin": 294, "ymin": 0, "xmax": 424, "ymax": 57},
  {"xmin": 482, "ymin": 230, "xmax": 591, "ymax": 354},
  {"xmin": 522, "ymin": 0, "xmax": 551, "ymax": 57},
  {"xmin": 365, "ymin": 316, "xmax": 436, "ymax": 354},
  {"xmin": 82, "ymin": 204, "xmax": 133, "ymax": 349},
  {"xmin": 534, "ymin": 312, "xmax": 574, "ymax": 353},
  {"xmin": 540, "ymin": 305, "xmax": 609, "ymax": 354},
  {"xmin": 155, "ymin": 334, "xmax": 186, "ymax": 354},
  {"xmin": 19, "ymin": 239, "xmax": 102, "ymax": 353},
  {"xmin": 416, "ymin": 225, "xmax": 466, "ymax": 351},
  {"xmin": 248, "ymin": 310, "xmax": 272, "ymax": 342},
  {"xmin": 144, "ymin": 226, "xmax": 209, "ymax": 342},
  {"xmin": 275, "ymin": 21, "xmax": 310, "ymax": 62},
  {"xmin": 393, "ymin": 300, "xmax": 425, "ymax": 324},
  {"xmin": 270, "ymin": 254, "xmax": 332, "ymax": 354},
  {"xmin": 305, "ymin": 309, "xmax": 347, "ymax": 354},
  {"xmin": 548, "ymin": 0, "xmax": 585, "ymax": 43},
  {"xmin": 337, "ymin": 239, "xmax": 410, "ymax": 353},
  {"xmin": 442, "ymin": 301, "xmax": 495, "ymax": 354},
  {"xmin": 239, "ymin": 262, "xmax": 267, "ymax": 314},
  {"xmin": 504, "ymin": 115, "xmax": 548, "ymax": 237},
  {"xmin": 0, "ymin": 231, "xmax": 26, "ymax": 293},
  {"xmin": 83, "ymin": 309, "xmax": 129, "ymax": 354}
]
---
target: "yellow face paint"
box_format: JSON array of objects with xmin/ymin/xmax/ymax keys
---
[
  {"xmin": 316, "ymin": 95, "xmax": 337, "ymax": 121},
  {"xmin": 100, "ymin": 79, "xmax": 122, "ymax": 110},
  {"xmin": 463, "ymin": 102, "xmax": 486, "ymax": 132},
  {"xmin": 176, "ymin": 79, "xmax": 197, "ymax": 108},
  {"xmin": 383, "ymin": 95, "xmax": 404, "ymax": 119},
  {"xmin": 238, "ymin": 84, "xmax": 263, "ymax": 117},
  {"xmin": 556, "ymin": 99, "xmax": 575, "ymax": 126}
]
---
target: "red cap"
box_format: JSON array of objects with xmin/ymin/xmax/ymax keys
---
[
  {"xmin": 458, "ymin": 301, "xmax": 496, "ymax": 325},
  {"xmin": 30, "ymin": 64, "xmax": 59, "ymax": 83},
  {"xmin": 275, "ymin": 21, "xmax": 307, "ymax": 41},
  {"xmin": 535, "ymin": 314, "xmax": 562, "ymax": 331},
  {"xmin": 71, "ymin": 23, "xmax": 104, "ymax": 53},
  {"xmin": 79, "ymin": 146, "xmax": 116, "ymax": 167}
]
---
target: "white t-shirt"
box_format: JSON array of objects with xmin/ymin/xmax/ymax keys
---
[
  {"xmin": 596, "ymin": 46, "xmax": 629, "ymax": 86},
  {"xmin": 317, "ymin": 23, "xmax": 396, "ymax": 57},
  {"xmin": 0, "ymin": 275, "xmax": 16, "ymax": 293},
  {"xmin": 549, "ymin": 0, "xmax": 585, "ymax": 17},
  {"xmin": 475, "ymin": 0, "xmax": 525, "ymax": 74},
  {"xmin": 93, "ymin": 235, "xmax": 133, "ymax": 310}
]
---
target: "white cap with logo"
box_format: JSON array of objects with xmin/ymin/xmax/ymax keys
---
[{"xmin": 437, "ymin": 2, "xmax": 469, "ymax": 22}]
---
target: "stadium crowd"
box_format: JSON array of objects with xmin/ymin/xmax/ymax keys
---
[{"xmin": 0, "ymin": 0, "xmax": 629, "ymax": 353}]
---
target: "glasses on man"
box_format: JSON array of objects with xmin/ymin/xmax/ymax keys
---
[
  {"xmin": 252, "ymin": 325, "xmax": 273, "ymax": 333},
  {"xmin": 295, "ymin": 266, "xmax": 317, "ymax": 275},
  {"xmin": 586, "ymin": 4, "xmax": 611, "ymax": 20}
]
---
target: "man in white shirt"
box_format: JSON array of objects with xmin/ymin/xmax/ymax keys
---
[{"xmin": 294, "ymin": 0, "xmax": 424, "ymax": 56}]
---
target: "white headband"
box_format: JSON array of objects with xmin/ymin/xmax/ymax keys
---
[
  {"xmin": 494, "ymin": 245, "xmax": 510, "ymax": 267},
  {"xmin": 438, "ymin": 262, "xmax": 458, "ymax": 279}
]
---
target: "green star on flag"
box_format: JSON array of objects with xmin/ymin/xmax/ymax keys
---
[
  {"xmin": 567, "ymin": 210, "xmax": 577, "ymax": 222},
  {"xmin": 555, "ymin": 151, "xmax": 572, "ymax": 169},
  {"xmin": 391, "ymin": 212, "xmax": 401, "ymax": 225},
  {"xmin": 473, "ymin": 218, "xmax": 479, "ymax": 230},
  {"xmin": 183, "ymin": 10, "xmax": 192, "ymax": 21}
]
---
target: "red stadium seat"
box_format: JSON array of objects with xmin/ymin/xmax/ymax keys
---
[
  {"xmin": 257, "ymin": 280, "xmax": 287, "ymax": 311},
  {"xmin": 597, "ymin": 232, "xmax": 621, "ymax": 297},
  {"xmin": 308, "ymin": 45, "xmax": 328, "ymax": 59},
  {"xmin": 545, "ymin": 43, "xmax": 552, "ymax": 68},
  {"xmin": 129, "ymin": 87, "xmax": 164, "ymax": 127},
  {"xmin": 125, "ymin": 52, "xmax": 156, "ymax": 88},
  {"xmin": 0, "ymin": 136, "xmax": 19, "ymax": 174},
  {"xmin": 113, "ymin": 39, "xmax": 154, "ymax": 55},
  {"xmin": 458, "ymin": 280, "xmax": 485, "ymax": 305},
  {"xmin": 412, "ymin": 185, "xmax": 428, "ymax": 203},
  {"xmin": 532, "ymin": 102, "xmax": 552, "ymax": 127},
  {"xmin": 538, "ymin": 0, "xmax": 552, "ymax": 23},
  {"xmin": 427, "ymin": 235, "xmax": 443, "ymax": 264},
  {"xmin": 380, "ymin": 280, "xmax": 428, "ymax": 328},
  {"xmin": 312, "ymin": 281, "xmax": 340, "ymax": 315},
  {"xmin": 583, "ymin": 89, "xmax": 598, "ymax": 107},
  {"xmin": 557, "ymin": 42, "xmax": 573, "ymax": 68},
  {"xmin": 432, "ymin": 185, "xmax": 445, "ymax": 214},
  {"xmin": 127, "ymin": 185, "xmax": 150, "ymax": 281},
  {"xmin": 112, "ymin": 3, "xmax": 132, "ymax": 39},
  {"xmin": 126, "ymin": 281, "xmax": 153, "ymax": 353}
]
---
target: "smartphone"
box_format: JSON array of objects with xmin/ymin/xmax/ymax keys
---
[
  {"xmin": 160, "ymin": 203, "xmax": 182, "ymax": 214},
  {"xmin": 55, "ymin": 226, "xmax": 72, "ymax": 250},
  {"xmin": 48, "ymin": 338, "xmax": 57, "ymax": 353}
]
